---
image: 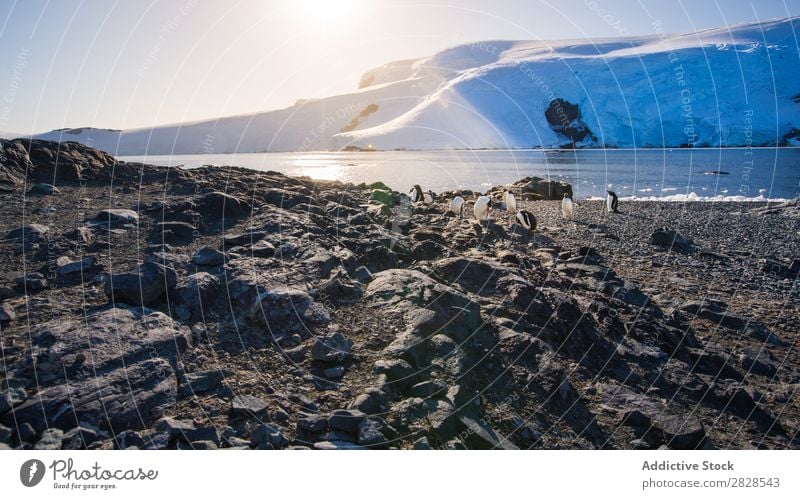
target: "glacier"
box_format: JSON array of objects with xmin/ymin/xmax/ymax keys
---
[{"xmin": 26, "ymin": 16, "xmax": 800, "ymax": 154}]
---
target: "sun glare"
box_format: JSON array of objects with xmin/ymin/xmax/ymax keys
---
[{"xmin": 293, "ymin": 0, "xmax": 363, "ymax": 26}]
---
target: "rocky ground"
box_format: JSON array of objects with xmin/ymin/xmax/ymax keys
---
[{"xmin": 0, "ymin": 139, "xmax": 798, "ymax": 450}]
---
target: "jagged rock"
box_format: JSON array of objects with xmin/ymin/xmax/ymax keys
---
[
  {"xmin": 180, "ymin": 369, "xmax": 231, "ymax": 395},
  {"xmin": 231, "ymin": 394, "xmax": 269, "ymax": 415},
  {"xmin": 192, "ymin": 247, "xmax": 225, "ymax": 266},
  {"xmin": 34, "ymin": 428, "xmax": 64, "ymax": 450},
  {"xmin": 298, "ymin": 414, "xmax": 327, "ymax": 433},
  {"xmin": 5, "ymin": 223, "xmax": 48, "ymax": 241},
  {"xmin": 246, "ymin": 287, "xmax": 330, "ymax": 332},
  {"xmin": 349, "ymin": 387, "xmax": 388, "ymax": 414},
  {"xmin": 104, "ymin": 261, "xmax": 177, "ymax": 306},
  {"xmin": 358, "ymin": 418, "xmax": 391, "ymax": 448},
  {"xmin": 175, "ymin": 272, "xmax": 220, "ymax": 319},
  {"xmin": 251, "ymin": 423, "xmax": 288, "ymax": 449},
  {"xmin": 55, "ymin": 255, "xmax": 97, "ymax": 277},
  {"xmin": 327, "ymin": 409, "xmax": 367, "ymax": 434},
  {"xmin": 313, "ymin": 440, "xmax": 367, "ymax": 450},
  {"xmin": 0, "ymin": 387, "xmax": 27, "ymax": 413},
  {"xmin": 0, "ymin": 303, "xmax": 15, "ymax": 322},
  {"xmin": 310, "ymin": 330, "xmax": 352, "ymax": 362},
  {"xmin": 195, "ymin": 191, "xmax": 249, "ymax": 219},
  {"xmin": 2, "ymin": 306, "xmax": 191, "ymax": 434},
  {"xmin": 92, "ymin": 209, "xmax": 139, "ymax": 224},
  {"xmin": 27, "ymin": 183, "xmax": 60, "ymax": 195}
]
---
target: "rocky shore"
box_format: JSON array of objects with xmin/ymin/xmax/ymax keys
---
[{"xmin": 0, "ymin": 139, "xmax": 798, "ymax": 450}]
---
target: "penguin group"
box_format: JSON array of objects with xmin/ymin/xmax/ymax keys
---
[{"xmin": 408, "ymin": 183, "xmax": 618, "ymax": 237}]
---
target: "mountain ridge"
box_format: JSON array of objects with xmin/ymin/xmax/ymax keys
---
[{"xmin": 19, "ymin": 16, "xmax": 800, "ymax": 154}]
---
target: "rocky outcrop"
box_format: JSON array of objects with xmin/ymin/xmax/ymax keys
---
[{"xmin": 1, "ymin": 141, "xmax": 797, "ymax": 450}]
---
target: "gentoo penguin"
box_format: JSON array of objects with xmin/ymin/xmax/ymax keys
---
[
  {"xmin": 473, "ymin": 195, "xmax": 493, "ymax": 222},
  {"xmin": 409, "ymin": 184, "xmax": 435, "ymax": 204},
  {"xmin": 448, "ymin": 196, "xmax": 465, "ymax": 217},
  {"xmin": 606, "ymin": 190, "xmax": 619, "ymax": 213},
  {"xmin": 515, "ymin": 209, "xmax": 536, "ymax": 232},
  {"xmin": 503, "ymin": 189, "xmax": 517, "ymax": 214},
  {"xmin": 561, "ymin": 192, "xmax": 574, "ymax": 220}
]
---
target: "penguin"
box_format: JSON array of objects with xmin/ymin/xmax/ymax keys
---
[
  {"xmin": 473, "ymin": 195, "xmax": 493, "ymax": 222},
  {"xmin": 425, "ymin": 189, "xmax": 436, "ymax": 204},
  {"xmin": 503, "ymin": 189, "xmax": 517, "ymax": 214},
  {"xmin": 606, "ymin": 190, "xmax": 619, "ymax": 213},
  {"xmin": 448, "ymin": 196, "xmax": 466, "ymax": 217},
  {"xmin": 515, "ymin": 209, "xmax": 536, "ymax": 232},
  {"xmin": 409, "ymin": 184, "xmax": 424, "ymax": 203},
  {"xmin": 561, "ymin": 192, "xmax": 574, "ymax": 220},
  {"xmin": 409, "ymin": 184, "xmax": 435, "ymax": 204}
]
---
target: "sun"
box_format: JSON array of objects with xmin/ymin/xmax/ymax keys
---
[{"xmin": 293, "ymin": 0, "xmax": 364, "ymax": 26}]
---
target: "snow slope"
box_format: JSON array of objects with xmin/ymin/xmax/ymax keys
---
[{"xmin": 29, "ymin": 17, "xmax": 800, "ymax": 154}]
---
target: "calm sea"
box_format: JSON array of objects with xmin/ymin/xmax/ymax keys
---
[{"xmin": 120, "ymin": 148, "xmax": 800, "ymax": 201}]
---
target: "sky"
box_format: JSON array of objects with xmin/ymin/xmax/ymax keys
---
[{"xmin": 1, "ymin": 0, "xmax": 799, "ymax": 134}]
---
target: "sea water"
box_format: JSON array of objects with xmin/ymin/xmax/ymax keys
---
[{"xmin": 120, "ymin": 148, "xmax": 800, "ymax": 201}]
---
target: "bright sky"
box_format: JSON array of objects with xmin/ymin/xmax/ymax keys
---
[{"xmin": 1, "ymin": 0, "xmax": 798, "ymax": 133}]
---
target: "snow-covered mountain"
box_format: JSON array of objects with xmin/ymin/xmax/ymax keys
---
[{"xmin": 27, "ymin": 17, "xmax": 800, "ymax": 154}]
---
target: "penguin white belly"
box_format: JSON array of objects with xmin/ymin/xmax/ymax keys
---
[
  {"xmin": 606, "ymin": 194, "xmax": 614, "ymax": 213},
  {"xmin": 473, "ymin": 196, "xmax": 491, "ymax": 221},
  {"xmin": 423, "ymin": 192, "xmax": 434, "ymax": 204},
  {"xmin": 562, "ymin": 198, "xmax": 573, "ymax": 219},
  {"xmin": 449, "ymin": 196, "xmax": 465, "ymax": 216},
  {"xmin": 506, "ymin": 193, "xmax": 517, "ymax": 213}
]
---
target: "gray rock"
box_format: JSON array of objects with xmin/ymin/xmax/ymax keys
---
[
  {"xmin": 155, "ymin": 221, "xmax": 197, "ymax": 239},
  {"xmin": 250, "ymin": 423, "xmax": 288, "ymax": 449},
  {"xmin": 373, "ymin": 359, "xmax": 415, "ymax": 382},
  {"xmin": 653, "ymin": 413, "xmax": 706, "ymax": 449},
  {"xmin": 0, "ymin": 303, "xmax": 15, "ymax": 322},
  {"xmin": 180, "ymin": 369, "xmax": 231, "ymax": 395},
  {"xmin": 175, "ymin": 272, "xmax": 220, "ymax": 319},
  {"xmin": 104, "ymin": 261, "xmax": 177, "ymax": 306},
  {"xmin": 413, "ymin": 437, "xmax": 432, "ymax": 450},
  {"xmin": 349, "ymin": 387, "xmax": 388, "ymax": 415},
  {"xmin": 17, "ymin": 422, "xmax": 37, "ymax": 442},
  {"xmin": 313, "ymin": 440, "xmax": 367, "ymax": 450},
  {"xmin": 231, "ymin": 394, "xmax": 269, "ymax": 415},
  {"xmin": 357, "ymin": 419, "xmax": 389, "ymax": 448},
  {"xmin": 0, "ymin": 424, "xmax": 12, "ymax": 443},
  {"xmin": 249, "ymin": 240, "xmax": 276, "ymax": 257},
  {"xmin": 61, "ymin": 425, "xmax": 102, "ymax": 450},
  {"xmin": 55, "ymin": 255, "xmax": 97, "ymax": 277},
  {"xmin": 310, "ymin": 330, "xmax": 352, "ymax": 362},
  {"xmin": 191, "ymin": 247, "xmax": 225, "ymax": 266},
  {"xmin": 297, "ymin": 414, "xmax": 327, "ymax": 433},
  {"xmin": 323, "ymin": 366, "xmax": 345, "ymax": 378},
  {"xmin": 93, "ymin": 209, "xmax": 139, "ymax": 224},
  {"xmin": 27, "ymin": 183, "xmax": 60, "ymax": 195},
  {"xmin": 2, "ymin": 306, "xmax": 191, "ymax": 434},
  {"xmin": 14, "ymin": 273, "xmax": 47, "ymax": 290},
  {"xmin": 182, "ymin": 427, "xmax": 220, "ymax": 445},
  {"xmin": 154, "ymin": 417, "xmax": 195, "ymax": 438},
  {"xmin": 0, "ymin": 387, "xmax": 27, "ymax": 413},
  {"xmin": 188, "ymin": 440, "xmax": 218, "ymax": 450},
  {"xmin": 246, "ymin": 287, "xmax": 330, "ymax": 332},
  {"xmin": 34, "ymin": 428, "xmax": 64, "ymax": 449},
  {"xmin": 195, "ymin": 191, "xmax": 249, "ymax": 219},
  {"xmin": 5, "ymin": 223, "xmax": 48, "ymax": 241},
  {"xmin": 353, "ymin": 265, "xmax": 373, "ymax": 283},
  {"xmin": 328, "ymin": 409, "xmax": 366, "ymax": 434}
]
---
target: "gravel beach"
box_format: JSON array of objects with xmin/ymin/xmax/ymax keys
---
[{"xmin": 0, "ymin": 139, "xmax": 798, "ymax": 450}]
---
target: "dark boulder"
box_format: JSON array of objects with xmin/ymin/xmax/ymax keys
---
[{"xmin": 104, "ymin": 261, "xmax": 177, "ymax": 306}]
